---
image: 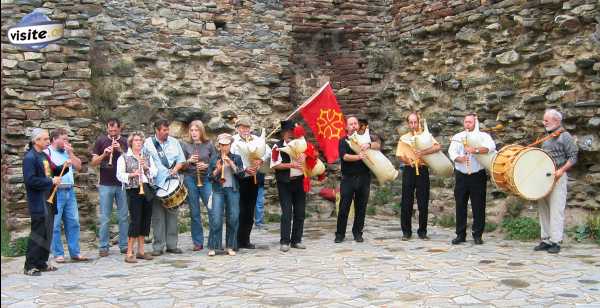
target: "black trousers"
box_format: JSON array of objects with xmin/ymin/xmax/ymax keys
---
[
  {"xmin": 400, "ymin": 165, "xmax": 430, "ymax": 237},
  {"xmin": 277, "ymin": 177, "xmax": 306, "ymax": 245},
  {"xmin": 454, "ymin": 169, "xmax": 487, "ymax": 239},
  {"xmin": 24, "ymin": 213, "xmax": 54, "ymax": 271},
  {"xmin": 336, "ymin": 173, "xmax": 371, "ymax": 239},
  {"xmin": 238, "ymin": 176, "xmax": 258, "ymax": 246},
  {"xmin": 127, "ymin": 188, "xmax": 153, "ymax": 237}
]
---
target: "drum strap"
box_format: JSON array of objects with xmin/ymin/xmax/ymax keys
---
[
  {"xmin": 527, "ymin": 128, "xmax": 563, "ymax": 148},
  {"xmin": 152, "ymin": 137, "xmax": 175, "ymax": 170}
]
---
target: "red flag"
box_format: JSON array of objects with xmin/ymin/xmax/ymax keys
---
[{"xmin": 299, "ymin": 83, "xmax": 346, "ymax": 163}]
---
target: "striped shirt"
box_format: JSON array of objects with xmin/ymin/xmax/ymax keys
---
[{"xmin": 541, "ymin": 128, "xmax": 578, "ymax": 169}]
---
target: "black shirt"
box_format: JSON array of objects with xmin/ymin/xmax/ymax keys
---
[{"xmin": 339, "ymin": 137, "xmax": 370, "ymax": 176}]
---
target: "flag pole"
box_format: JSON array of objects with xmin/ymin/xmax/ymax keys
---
[{"xmin": 266, "ymin": 81, "xmax": 331, "ymax": 139}]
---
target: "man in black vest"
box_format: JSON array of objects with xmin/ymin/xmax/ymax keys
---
[
  {"xmin": 271, "ymin": 120, "xmax": 307, "ymax": 252},
  {"xmin": 335, "ymin": 116, "xmax": 381, "ymax": 243}
]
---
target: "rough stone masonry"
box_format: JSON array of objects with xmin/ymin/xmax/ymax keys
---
[{"xmin": 1, "ymin": 0, "xmax": 599, "ymax": 235}]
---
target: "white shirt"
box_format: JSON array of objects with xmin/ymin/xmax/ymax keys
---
[
  {"xmin": 116, "ymin": 149, "xmax": 158, "ymax": 188},
  {"xmin": 448, "ymin": 130, "xmax": 496, "ymax": 174},
  {"xmin": 231, "ymin": 133, "xmax": 272, "ymax": 174},
  {"xmin": 270, "ymin": 140, "xmax": 304, "ymax": 177}
]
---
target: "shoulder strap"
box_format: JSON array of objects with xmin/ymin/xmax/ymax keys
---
[{"xmin": 152, "ymin": 137, "xmax": 173, "ymax": 169}]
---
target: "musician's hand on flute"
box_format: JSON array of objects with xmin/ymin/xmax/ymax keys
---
[
  {"xmin": 64, "ymin": 159, "xmax": 72, "ymax": 168},
  {"xmin": 290, "ymin": 161, "xmax": 303, "ymax": 170},
  {"xmin": 112, "ymin": 140, "xmax": 121, "ymax": 152},
  {"xmin": 129, "ymin": 170, "xmax": 140, "ymax": 178},
  {"xmin": 188, "ymin": 154, "xmax": 199, "ymax": 164},
  {"xmin": 197, "ymin": 161, "xmax": 208, "ymax": 171},
  {"xmin": 464, "ymin": 146, "xmax": 476, "ymax": 154},
  {"xmin": 253, "ymin": 159, "xmax": 263, "ymax": 168},
  {"xmin": 214, "ymin": 160, "xmax": 223, "ymax": 176},
  {"xmin": 360, "ymin": 143, "xmax": 370, "ymax": 151},
  {"xmin": 357, "ymin": 152, "xmax": 366, "ymax": 160},
  {"xmin": 454, "ymin": 156, "xmax": 468, "ymax": 163},
  {"xmin": 103, "ymin": 146, "xmax": 113, "ymax": 156},
  {"xmin": 246, "ymin": 166, "xmax": 257, "ymax": 175},
  {"xmin": 52, "ymin": 177, "xmax": 62, "ymax": 185},
  {"xmin": 64, "ymin": 142, "xmax": 74, "ymax": 155},
  {"xmin": 139, "ymin": 157, "xmax": 148, "ymax": 170},
  {"xmin": 297, "ymin": 153, "xmax": 306, "ymax": 163}
]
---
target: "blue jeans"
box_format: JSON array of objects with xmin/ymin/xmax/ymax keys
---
[
  {"xmin": 208, "ymin": 187, "xmax": 240, "ymax": 250},
  {"xmin": 255, "ymin": 185, "xmax": 265, "ymax": 226},
  {"xmin": 51, "ymin": 188, "xmax": 81, "ymax": 257},
  {"xmin": 184, "ymin": 175, "xmax": 212, "ymax": 247},
  {"xmin": 98, "ymin": 185, "xmax": 129, "ymax": 252}
]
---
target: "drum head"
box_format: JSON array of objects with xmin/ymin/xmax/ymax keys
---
[
  {"xmin": 156, "ymin": 178, "xmax": 179, "ymax": 197},
  {"xmin": 511, "ymin": 148, "xmax": 556, "ymax": 200}
]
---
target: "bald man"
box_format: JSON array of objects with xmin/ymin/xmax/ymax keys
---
[
  {"xmin": 534, "ymin": 109, "xmax": 578, "ymax": 254},
  {"xmin": 335, "ymin": 116, "xmax": 381, "ymax": 243}
]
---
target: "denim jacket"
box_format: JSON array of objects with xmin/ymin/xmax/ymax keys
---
[{"xmin": 208, "ymin": 152, "xmax": 244, "ymax": 192}]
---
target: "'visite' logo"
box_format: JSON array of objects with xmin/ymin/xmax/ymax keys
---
[{"xmin": 7, "ymin": 10, "xmax": 64, "ymax": 51}]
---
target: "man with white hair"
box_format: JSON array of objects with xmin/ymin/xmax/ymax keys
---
[
  {"xmin": 534, "ymin": 109, "xmax": 578, "ymax": 254},
  {"xmin": 22, "ymin": 128, "xmax": 70, "ymax": 276}
]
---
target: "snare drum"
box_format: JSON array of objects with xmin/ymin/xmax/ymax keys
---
[
  {"xmin": 491, "ymin": 145, "xmax": 556, "ymax": 201},
  {"xmin": 156, "ymin": 177, "xmax": 188, "ymax": 209}
]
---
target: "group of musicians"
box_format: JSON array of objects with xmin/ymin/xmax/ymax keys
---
[{"xmin": 21, "ymin": 108, "xmax": 577, "ymax": 276}]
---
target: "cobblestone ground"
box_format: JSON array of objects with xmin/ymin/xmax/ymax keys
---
[{"xmin": 2, "ymin": 216, "xmax": 600, "ymax": 307}]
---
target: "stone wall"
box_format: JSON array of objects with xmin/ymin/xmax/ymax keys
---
[
  {"xmin": 2, "ymin": 0, "xmax": 599, "ymax": 235},
  {"xmin": 375, "ymin": 0, "xmax": 600, "ymax": 224}
]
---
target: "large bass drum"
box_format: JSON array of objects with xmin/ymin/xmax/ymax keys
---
[
  {"xmin": 491, "ymin": 145, "xmax": 556, "ymax": 201},
  {"xmin": 156, "ymin": 177, "xmax": 188, "ymax": 209}
]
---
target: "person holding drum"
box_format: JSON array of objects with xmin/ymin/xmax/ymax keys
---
[
  {"xmin": 398, "ymin": 112, "xmax": 441, "ymax": 241},
  {"xmin": 534, "ymin": 109, "xmax": 578, "ymax": 254},
  {"xmin": 143, "ymin": 119, "xmax": 186, "ymax": 256},
  {"xmin": 448, "ymin": 113, "xmax": 496, "ymax": 245},
  {"xmin": 116, "ymin": 132, "xmax": 158, "ymax": 263},
  {"xmin": 181, "ymin": 120, "xmax": 217, "ymax": 252},
  {"xmin": 207, "ymin": 133, "xmax": 245, "ymax": 257},
  {"xmin": 335, "ymin": 116, "xmax": 381, "ymax": 244}
]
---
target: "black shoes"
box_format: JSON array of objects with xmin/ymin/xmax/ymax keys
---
[
  {"xmin": 402, "ymin": 234, "xmax": 411, "ymax": 241},
  {"xmin": 418, "ymin": 234, "xmax": 430, "ymax": 241},
  {"xmin": 291, "ymin": 243, "xmax": 306, "ymax": 249},
  {"xmin": 451, "ymin": 237, "xmax": 466, "ymax": 245},
  {"xmin": 354, "ymin": 235, "xmax": 364, "ymax": 243},
  {"xmin": 473, "ymin": 237, "xmax": 484, "ymax": 245},
  {"xmin": 334, "ymin": 236, "xmax": 344, "ymax": 243},
  {"xmin": 166, "ymin": 248, "xmax": 183, "ymax": 254},
  {"xmin": 534, "ymin": 241, "xmax": 552, "ymax": 251},
  {"xmin": 547, "ymin": 243, "xmax": 561, "ymax": 254},
  {"xmin": 240, "ymin": 243, "xmax": 256, "ymax": 249}
]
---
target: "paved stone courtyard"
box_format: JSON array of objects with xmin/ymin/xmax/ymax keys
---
[{"xmin": 2, "ymin": 216, "xmax": 600, "ymax": 307}]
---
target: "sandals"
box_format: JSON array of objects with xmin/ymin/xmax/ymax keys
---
[
  {"xmin": 24, "ymin": 268, "xmax": 41, "ymax": 276},
  {"xmin": 124, "ymin": 255, "xmax": 137, "ymax": 263},
  {"xmin": 208, "ymin": 250, "xmax": 216, "ymax": 257},
  {"xmin": 226, "ymin": 248, "xmax": 236, "ymax": 256},
  {"xmin": 55, "ymin": 256, "xmax": 66, "ymax": 263},
  {"xmin": 136, "ymin": 253, "xmax": 154, "ymax": 260},
  {"xmin": 72, "ymin": 255, "xmax": 89, "ymax": 262}
]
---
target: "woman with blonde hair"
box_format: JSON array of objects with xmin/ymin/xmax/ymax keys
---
[
  {"xmin": 116, "ymin": 131, "xmax": 157, "ymax": 263},
  {"xmin": 181, "ymin": 120, "xmax": 216, "ymax": 251}
]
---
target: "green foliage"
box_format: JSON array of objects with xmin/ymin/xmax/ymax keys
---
[
  {"xmin": 110, "ymin": 212, "xmax": 119, "ymax": 225},
  {"xmin": 501, "ymin": 217, "xmax": 540, "ymax": 241},
  {"xmin": 178, "ymin": 221, "xmax": 190, "ymax": 234},
  {"xmin": 433, "ymin": 214, "xmax": 456, "ymax": 228},
  {"xmin": 504, "ymin": 196, "xmax": 524, "ymax": 219},
  {"xmin": 264, "ymin": 212, "xmax": 281, "ymax": 224},
  {"xmin": 484, "ymin": 222, "xmax": 498, "ymax": 233},
  {"xmin": 371, "ymin": 186, "xmax": 393, "ymax": 206},
  {"xmin": 1, "ymin": 205, "xmax": 10, "ymax": 256},
  {"xmin": 88, "ymin": 224, "xmax": 99, "ymax": 237},
  {"xmin": 366, "ymin": 205, "xmax": 376, "ymax": 216},
  {"xmin": 569, "ymin": 213, "xmax": 600, "ymax": 245}
]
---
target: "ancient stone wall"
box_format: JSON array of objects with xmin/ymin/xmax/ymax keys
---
[{"xmin": 2, "ymin": 0, "xmax": 599, "ymax": 235}]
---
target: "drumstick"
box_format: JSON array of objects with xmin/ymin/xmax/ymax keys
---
[{"xmin": 47, "ymin": 164, "xmax": 68, "ymax": 204}]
